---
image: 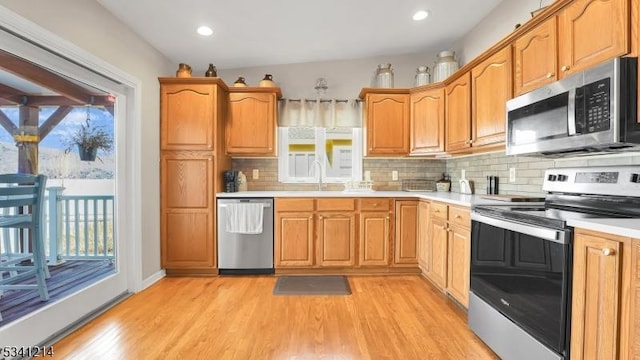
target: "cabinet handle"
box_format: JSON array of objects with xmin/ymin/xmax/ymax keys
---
[
  {"xmin": 319, "ymin": 216, "xmax": 324, "ymax": 220},
  {"xmin": 439, "ymin": 225, "xmax": 447, "ymax": 230},
  {"xmin": 455, "ymin": 214, "xmax": 461, "ymax": 219},
  {"xmin": 602, "ymin": 248, "xmax": 615, "ymax": 256},
  {"xmin": 386, "ymin": 216, "xmax": 390, "ymax": 220},
  {"xmin": 309, "ymin": 216, "xmax": 313, "ymax": 220},
  {"xmin": 561, "ymin": 65, "xmax": 570, "ymax": 72},
  {"xmin": 545, "ymin": 72, "xmax": 555, "ymax": 78}
]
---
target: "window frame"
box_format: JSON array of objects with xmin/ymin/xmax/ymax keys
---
[{"xmin": 277, "ymin": 126, "xmax": 363, "ymax": 184}]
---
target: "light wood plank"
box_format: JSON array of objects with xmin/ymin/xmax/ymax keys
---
[{"xmin": 53, "ymin": 276, "xmax": 498, "ymax": 359}]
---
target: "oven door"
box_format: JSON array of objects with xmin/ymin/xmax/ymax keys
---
[{"xmin": 470, "ymin": 212, "xmax": 572, "ymax": 358}]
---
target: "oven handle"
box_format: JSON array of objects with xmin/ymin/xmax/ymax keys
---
[{"xmin": 471, "ymin": 212, "xmax": 569, "ymax": 244}]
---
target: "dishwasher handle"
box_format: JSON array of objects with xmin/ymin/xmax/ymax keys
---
[{"xmin": 218, "ymin": 202, "xmax": 271, "ymax": 208}]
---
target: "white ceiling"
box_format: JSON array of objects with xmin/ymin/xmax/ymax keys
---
[{"xmin": 96, "ymin": 0, "xmax": 503, "ymax": 70}]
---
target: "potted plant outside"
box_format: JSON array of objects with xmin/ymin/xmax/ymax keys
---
[{"xmin": 64, "ymin": 119, "xmax": 113, "ymax": 162}]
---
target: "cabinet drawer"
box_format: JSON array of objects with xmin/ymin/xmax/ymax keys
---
[
  {"xmin": 359, "ymin": 198, "xmax": 391, "ymax": 211},
  {"xmin": 276, "ymin": 198, "xmax": 314, "ymax": 212},
  {"xmin": 449, "ymin": 206, "xmax": 470, "ymax": 228},
  {"xmin": 430, "ymin": 202, "xmax": 448, "ymax": 218},
  {"xmin": 317, "ymin": 198, "xmax": 356, "ymax": 211}
]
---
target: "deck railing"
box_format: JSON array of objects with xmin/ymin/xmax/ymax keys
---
[
  {"xmin": 0, "ymin": 187, "xmax": 115, "ymax": 265},
  {"xmin": 46, "ymin": 187, "xmax": 115, "ymax": 264}
]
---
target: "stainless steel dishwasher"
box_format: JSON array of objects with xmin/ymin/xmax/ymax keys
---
[{"xmin": 217, "ymin": 198, "xmax": 274, "ymax": 275}]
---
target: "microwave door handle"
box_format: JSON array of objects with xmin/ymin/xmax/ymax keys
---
[{"xmin": 567, "ymin": 88, "xmax": 577, "ymax": 136}]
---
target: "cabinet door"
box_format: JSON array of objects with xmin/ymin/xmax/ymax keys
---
[
  {"xmin": 447, "ymin": 225, "xmax": 470, "ymax": 308},
  {"xmin": 417, "ymin": 201, "xmax": 430, "ymax": 273},
  {"xmin": 317, "ymin": 212, "xmax": 356, "ymax": 267},
  {"xmin": 472, "ymin": 46, "xmax": 512, "ymax": 148},
  {"xmin": 513, "ymin": 16, "xmax": 558, "ymax": 96},
  {"xmin": 226, "ymin": 92, "xmax": 276, "ymax": 156},
  {"xmin": 558, "ymin": 0, "xmax": 629, "ymax": 77},
  {"xmin": 410, "ymin": 87, "xmax": 445, "ymax": 154},
  {"xmin": 571, "ymin": 231, "xmax": 624, "ymax": 359},
  {"xmin": 428, "ymin": 216, "xmax": 448, "ymax": 289},
  {"xmin": 359, "ymin": 211, "xmax": 390, "ymax": 266},
  {"xmin": 394, "ymin": 200, "xmax": 418, "ymax": 265},
  {"xmin": 160, "ymin": 152, "xmax": 215, "ymax": 268},
  {"xmin": 445, "ymin": 72, "xmax": 471, "ymax": 152},
  {"xmin": 275, "ymin": 211, "xmax": 315, "ymax": 267},
  {"xmin": 366, "ymin": 93, "xmax": 410, "ymax": 156},
  {"xmin": 161, "ymin": 84, "xmax": 215, "ymax": 150}
]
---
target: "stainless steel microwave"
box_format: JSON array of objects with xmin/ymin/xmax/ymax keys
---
[{"xmin": 506, "ymin": 57, "xmax": 640, "ymax": 157}]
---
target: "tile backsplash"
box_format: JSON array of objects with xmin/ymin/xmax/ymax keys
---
[
  {"xmin": 231, "ymin": 158, "xmax": 446, "ymax": 191},
  {"xmin": 230, "ymin": 151, "xmax": 640, "ymax": 195},
  {"xmin": 446, "ymin": 151, "xmax": 640, "ymax": 196}
]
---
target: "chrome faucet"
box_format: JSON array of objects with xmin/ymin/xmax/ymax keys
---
[{"xmin": 310, "ymin": 159, "xmax": 323, "ymax": 191}]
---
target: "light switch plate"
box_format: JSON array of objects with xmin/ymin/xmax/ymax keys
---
[
  {"xmin": 392, "ymin": 170, "xmax": 398, "ymax": 181},
  {"xmin": 509, "ymin": 168, "xmax": 516, "ymax": 182},
  {"xmin": 252, "ymin": 169, "xmax": 259, "ymax": 180}
]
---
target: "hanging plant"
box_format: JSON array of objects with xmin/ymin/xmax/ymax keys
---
[{"xmin": 64, "ymin": 106, "xmax": 113, "ymax": 162}]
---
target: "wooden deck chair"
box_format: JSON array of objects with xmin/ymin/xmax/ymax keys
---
[{"xmin": 0, "ymin": 174, "xmax": 50, "ymax": 321}]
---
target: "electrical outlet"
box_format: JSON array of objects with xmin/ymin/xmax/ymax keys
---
[
  {"xmin": 252, "ymin": 169, "xmax": 259, "ymax": 180},
  {"xmin": 392, "ymin": 171, "xmax": 398, "ymax": 181},
  {"xmin": 364, "ymin": 170, "xmax": 371, "ymax": 181},
  {"xmin": 509, "ymin": 167, "xmax": 516, "ymax": 182},
  {"xmin": 461, "ymin": 169, "xmax": 466, "ymax": 179}
]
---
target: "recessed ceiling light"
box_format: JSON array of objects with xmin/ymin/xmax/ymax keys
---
[
  {"xmin": 412, "ymin": 10, "xmax": 430, "ymax": 21},
  {"xmin": 197, "ymin": 26, "xmax": 213, "ymax": 36}
]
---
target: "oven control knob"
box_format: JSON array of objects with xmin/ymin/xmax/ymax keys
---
[
  {"xmin": 557, "ymin": 175, "xmax": 568, "ymax": 182},
  {"xmin": 547, "ymin": 174, "xmax": 557, "ymax": 181},
  {"xmin": 631, "ymin": 173, "xmax": 640, "ymax": 183}
]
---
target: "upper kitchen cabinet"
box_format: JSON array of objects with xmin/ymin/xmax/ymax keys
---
[
  {"xmin": 558, "ymin": 0, "xmax": 629, "ymax": 77},
  {"xmin": 513, "ymin": 16, "xmax": 558, "ymax": 96},
  {"xmin": 226, "ymin": 87, "xmax": 282, "ymax": 157},
  {"xmin": 445, "ymin": 72, "xmax": 472, "ymax": 153},
  {"xmin": 471, "ymin": 46, "xmax": 512, "ymax": 148},
  {"xmin": 160, "ymin": 79, "xmax": 228, "ymax": 151},
  {"xmin": 360, "ymin": 88, "xmax": 411, "ymax": 156},
  {"xmin": 410, "ymin": 86, "xmax": 445, "ymax": 155}
]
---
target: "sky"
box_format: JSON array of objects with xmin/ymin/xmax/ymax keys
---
[{"xmin": 0, "ymin": 106, "xmax": 114, "ymax": 150}]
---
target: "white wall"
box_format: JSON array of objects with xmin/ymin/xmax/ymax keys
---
[
  {"xmin": 218, "ymin": 52, "xmax": 441, "ymax": 100},
  {"xmin": 0, "ymin": 0, "xmax": 174, "ymax": 280},
  {"xmin": 454, "ymin": 0, "xmax": 556, "ymax": 65}
]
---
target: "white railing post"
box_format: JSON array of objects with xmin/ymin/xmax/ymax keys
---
[{"xmin": 46, "ymin": 186, "xmax": 65, "ymax": 265}]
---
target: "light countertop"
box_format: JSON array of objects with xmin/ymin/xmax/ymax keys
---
[
  {"xmin": 217, "ymin": 190, "xmax": 640, "ymax": 239},
  {"xmin": 567, "ymin": 218, "xmax": 640, "ymax": 239},
  {"xmin": 216, "ymin": 190, "xmax": 530, "ymax": 207}
]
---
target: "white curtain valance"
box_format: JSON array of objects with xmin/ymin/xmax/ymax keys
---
[{"xmin": 278, "ymin": 99, "xmax": 362, "ymax": 128}]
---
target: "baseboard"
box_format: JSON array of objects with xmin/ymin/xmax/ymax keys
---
[{"xmin": 139, "ymin": 269, "xmax": 166, "ymax": 291}]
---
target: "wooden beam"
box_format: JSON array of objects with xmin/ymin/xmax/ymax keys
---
[
  {"xmin": 0, "ymin": 109, "xmax": 18, "ymax": 135},
  {"xmin": 0, "ymin": 83, "xmax": 26, "ymax": 105},
  {"xmin": 19, "ymin": 95, "xmax": 115, "ymax": 107},
  {"xmin": 0, "ymin": 50, "xmax": 97, "ymax": 104},
  {"xmin": 39, "ymin": 105, "xmax": 73, "ymax": 140},
  {"xmin": 18, "ymin": 106, "xmax": 39, "ymax": 174}
]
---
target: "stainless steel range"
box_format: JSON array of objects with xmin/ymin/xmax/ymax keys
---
[{"xmin": 469, "ymin": 165, "xmax": 640, "ymax": 360}]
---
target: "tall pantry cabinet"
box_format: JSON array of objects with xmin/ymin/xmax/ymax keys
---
[{"xmin": 159, "ymin": 78, "xmax": 231, "ymax": 275}]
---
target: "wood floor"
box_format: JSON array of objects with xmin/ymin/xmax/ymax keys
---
[{"xmin": 53, "ymin": 275, "xmax": 498, "ymax": 359}]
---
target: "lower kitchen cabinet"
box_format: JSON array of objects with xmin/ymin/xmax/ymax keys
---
[
  {"xmin": 425, "ymin": 201, "xmax": 471, "ymax": 307},
  {"xmin": 394, "ymin": 200, "xmax": 418, "ymax": 265},
  {"xmin": 446, "ymin": 224, "xmax": 470, "ymax": 307},
  {"xmin": 571, "ymin": 228, "xmax": 634, "ymax": 359},
  {"xmin": 275, "ymin": 199, "xmax": 315, "ymax": 267},
  {"xmin": 160, "ymin": 151, "xmax": 216, "ymax": 271},
  {"xmin": 317, "ymin": 212, "xmax": 356, "ymax": 267},
  {"xmin": 417, "ymin": 200, "xmax": 430, "ymax": 273},
  {"xmin": 359, "ymin": 211, "xmax": 391, "ymax": 266},
  {"xmin": 428, "ymin": 213, "xmax": 448, "ymax": 289}
]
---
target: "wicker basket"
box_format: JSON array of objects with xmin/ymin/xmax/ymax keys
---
[{"xmin": 401, "ymin": 179, "xmax": 435, "ymax": 192}]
